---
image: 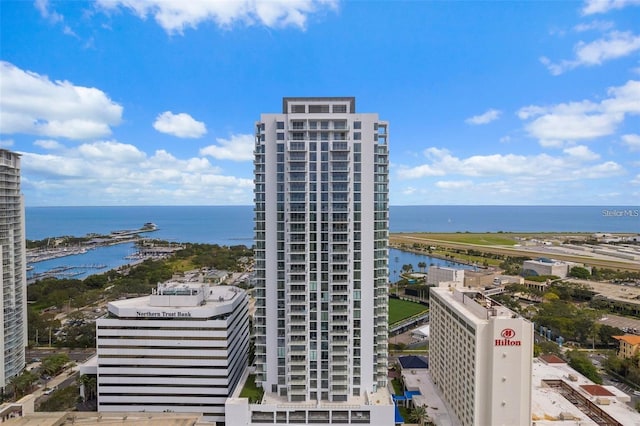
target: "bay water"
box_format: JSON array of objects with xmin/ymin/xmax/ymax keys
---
[{"xmin": 25, "ymin": 205, "xmax": 638, "ymax": 280}]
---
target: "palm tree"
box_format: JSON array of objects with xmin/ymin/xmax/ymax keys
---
[
  {"xmin": 409, "ymin": 404, "xmax": 429, "ymax": 426},
  {"xmin": 79, "ymin": 374, "xmax": 97, "ymax": 401},
  {"xmin": 418, "ymin": 261, "xmax": 427, "ymax": 273}
]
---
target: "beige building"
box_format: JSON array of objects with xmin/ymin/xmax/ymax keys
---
[{"xmin": 613, "ymin": 335, "xmax": 640, "ymax": 361}]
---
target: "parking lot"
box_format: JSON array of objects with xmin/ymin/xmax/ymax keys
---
[{"xmin": 598, "ymin": 313, "xmax": 640, "ymax": 333}]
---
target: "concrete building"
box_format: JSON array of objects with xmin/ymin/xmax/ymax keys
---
[
  {"xmin": 427, "ymin": 265, "xmax": 465, "ymax": 286},
  {"xmin": 91, "ymin": 282, "xmax": 249, "ymax": 424},
  {"xmin": 429, "ymin": 284, "xmax": 533, "ymax": 426},
  {"xmin": 522, "ymin": 258, "xmax": 570, "ymax": 278},
  {"xmin": 532, "ymin": 355, "xmax": 639, "ymax": 425},
  {"xmin": 236, "ymin": 97, "xmax": 393, "ymax": 424},
  {"xmin": 0, "ymin": 150, "xmax": 27, "ymax": 390}
]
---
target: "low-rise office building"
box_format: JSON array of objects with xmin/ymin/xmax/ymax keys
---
[
  {"xmin": 522, "ymin": 258, "xmax": 571, "ymax": 278},
  {"xmin": 94, "ymin": 282, "xmax": 249, "ymax": 424}
]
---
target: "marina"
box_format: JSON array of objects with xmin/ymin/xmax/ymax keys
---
[
  {"xmin": 26, "ymin": 223, "xmax": 159, "ymax": 283},
  {"xmin": 27, "ymin": 264, "xmax": 107, "ymax": 283}
]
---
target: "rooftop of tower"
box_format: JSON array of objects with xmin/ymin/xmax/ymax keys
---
[{"xmin": 282, "ymin": 97, "xmax": 356, "ymax": 113}]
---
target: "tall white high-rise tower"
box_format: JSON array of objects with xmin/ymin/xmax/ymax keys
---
[
  {"xmin": 253, "ymin": 97, "xmax": 389, "ymax": 403},
  {"xmin": 0, "ymin": 149, "xmax": 27, "ymax": 390}
]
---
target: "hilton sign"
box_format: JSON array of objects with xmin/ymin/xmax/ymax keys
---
[{"xmin": 494, "ymin": 328, "xmax": 521, "ymax": 346}]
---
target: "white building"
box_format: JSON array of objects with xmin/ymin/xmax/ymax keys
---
[
  {"xmin": 522, "ymin": 258, "xmax": 570, "ymax": 278},
  {"xmin": 239, "ymin": 97, "xmax": 393, "ymax": 424},
  {"xmin": 427, "ymin": 265, "xmax": 465, "ymax": 286},
  {"xmin": 429, "ymin": 284, "xmax": 533, "ymax": 426},
  {"xmin": 0, "ymin": 150, "xmax": 27, "ymax": 390},
  {"xmin": 93, "ymin": 283, "xmax": 249, "ymax": 424}
]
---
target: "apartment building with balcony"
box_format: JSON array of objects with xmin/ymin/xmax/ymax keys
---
[
  {"xmin": 227, "ymin": 97, "xmax": 393, "ymax": 424},
  {"xmin": 0, "ymin": 150, "xmax": 27, "ymax": 391}
]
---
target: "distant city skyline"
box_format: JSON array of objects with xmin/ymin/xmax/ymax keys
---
[{"xmin": 1, "ymin": 0, "xmax": 639, "ymax": 206}]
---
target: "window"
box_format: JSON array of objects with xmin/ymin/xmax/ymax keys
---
[
  {"xmin": 277, "ymin": 121, "xmax": 285, "ymax": 129},
  {"xmin": 332, "ymin": 104, "xmax": 347, "ymax": 113},
  {"xmin": 292, "ymin": 104, "xmax": 306, "ymax": 113},
  {"xmin": 353, "ymin": 121, "xmax": 361, "ymax": 129},
  {"xmin": 277, "ymin": 132, "xmax": 284, "ymax": 140},
  {"xmin": 354, "ymin": 132, "xmax": 361, "ymax": 140},
  {"xmin": 309, "ymin": 104, "xmax": 330, "ymax": 113}
]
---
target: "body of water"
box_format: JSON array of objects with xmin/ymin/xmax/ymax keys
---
[{"xmin": 24, "ymin": 205, "xmax": 638, "ymax": 280}]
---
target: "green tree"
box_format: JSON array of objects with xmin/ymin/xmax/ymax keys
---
[
  {"xmin": 402, "ymin": 264, "xmax": 414, "ymax": 274},
  {"xmin": 41, "ymin": 353, "xmax": 70, "ymax": 377},
  {"xmin": 8, "ymin": 370, "xmax": 38, "ymax": 399},
  {"xmin": 418, "ymin": 262, "xmax": 427, "ymax": 273},
  {"xmin": 409, "ymin": 405, "xmax": 430, "ymax": 426},
  {"xmin": 598, "ymin": 325, "xmax": 624, "ymax": 347},
  {"xmin": 569, "ymin": 266, "xmax": 591, "ymax": 279},
  {"xmin": 79, "ymin": 374, "xmax": 97, "ymax": 401},
  {"xmin": 567, "ymin": 350, "xmax": 602, "ymax": 384},
  {"xmin": 534, "ymin": 340, "xmax": 562, "ymax": 357}
]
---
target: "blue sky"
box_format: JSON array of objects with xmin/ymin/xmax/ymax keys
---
[{"xmin": 1, "ymin": 0, "xmax": 639, "ymax": 206}]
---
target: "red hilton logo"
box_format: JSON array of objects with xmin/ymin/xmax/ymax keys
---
[{"xmin": 495, "ymin": 328, "xmax": 521, "ymax": 346}]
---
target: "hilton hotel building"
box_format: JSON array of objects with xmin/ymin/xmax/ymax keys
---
[{"xmin": 429, "ymin": 284, "xmax": 533, "ymax": 426}]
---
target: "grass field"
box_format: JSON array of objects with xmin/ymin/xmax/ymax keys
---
[
  {"xmin": 239, "ymin": 374, "xmax": 264, "ymax": 403},
  {"xmin": 401, "ymin": 232, "xmax": 518, "ymax": 246},
  {"xmin": 388, "ymin": 298, "xmax": 428, "ymax": 325}
]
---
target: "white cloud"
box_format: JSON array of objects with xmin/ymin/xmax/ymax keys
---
[
  {"xmin": 541, "ymin": 31, "xmax": 640, "ymax": 75},
  {"xmin": 563, "ymin": 145, "xmax": 601, "ymax": 161},
  {"xmin": 200, "ymin": 134, "xmax": 254, "ymax": 161},
  {"xmin": 499, "ymin": 136, "xmax": 511, "ymax": 143},
  {"xmin": 622, "ymin": 134, "xmax": 640, "ymax": 151},
  {"xmin": 435, "ymin": 180, "xmax": 473, "ymax": 189},
  {"xmin": 19, "ymin": 141, "xmax": 253, "ymax": 205},
  {"xmin": 34, "ymin": 139, "xmax": 64, "ymax": 150},
  {"xmin": 34, "ymin": 0, "xmax": 63, "ymax": 23},
  {"xmin": 153, "ymin": 111, "xmax": 207, "ymax": 138},
  {"xmin": 465, "ymin": 109, "xmax": 501, "ymax": 125},
  {"xmin": 402, "ymin": 187, "xmax": 417, "ymax": 196},
  {"xmin": 0, "ymin": 61, "xmax": 123, "ymax": 140},
  {"xmin": 582, "ymin": 0, "xmax": 640, "ymax": 15},
  {"xmin": 518, "ymin": 80, "xmax": 640, "ymax": 146},
  {"xmin": 96, "ymin": 0, "xmax": 338, "ymax": 34},
  {"xmin": 0, "ymin": 139, "xmax": 14, "ymax": 148},
  {"xmin": 397, "ymin": 147, "xmax": 623, "ymax": 181},
  {"xmin": 573, "ymin": 20, "xmax": 614, "ymax": 32},
  {"xmin": 631, "ymin": 174, "xmax": 640, "ymax": 185}
]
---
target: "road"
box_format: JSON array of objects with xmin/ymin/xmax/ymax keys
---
[{"xmin": 27, "ymin": 348, "xmax": 95, "ymax": 364}]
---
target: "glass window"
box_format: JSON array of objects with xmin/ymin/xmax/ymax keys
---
[
  {"xmin": 353, "ymin": 121, "xmax": 361, "ymax": 129},
  {"xmin": 277, "ymin": 121, "xmax": 285, "ymax": 129}
]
